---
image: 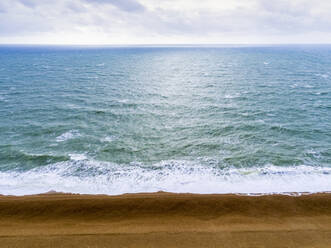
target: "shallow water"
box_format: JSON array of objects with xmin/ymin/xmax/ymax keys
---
[{"xmin": 0, "ymin": 45, "xmax": 331, "ymax": 195}]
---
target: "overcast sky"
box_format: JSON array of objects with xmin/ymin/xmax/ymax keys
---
[{"xmin": 1, "ymin": 0, "xmax": 331, "ymax": 44}]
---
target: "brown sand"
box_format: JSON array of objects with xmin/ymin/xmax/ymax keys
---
[{"xmin": 0, "ymin": 192, "xmax": 331, "ymax": 248}]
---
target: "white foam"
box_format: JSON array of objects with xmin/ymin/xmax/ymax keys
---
[
  {"xmin": 56, "ymin": 130, "xmax": 81, "ymax": 142},
  {"xmin": 0, "ymin": 160, "xmax": 330, "ymax": 196},
  {"xmin": 69, "ymin": 154, "xmax": 87, "ymax": 161},
  {"xmin": 102, "ymin": 136, "xmax": 116, "ymax": 142},
  {"xmin": 315, "ymin": 73, "xmax": 329, "ymax": 79},
  {"xmin": 224, "ymin": 93, "xmax": 240, "ymax": 99}
]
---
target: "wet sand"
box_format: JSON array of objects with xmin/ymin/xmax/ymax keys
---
[{"xmin": 0, "ymin": 192, "xmax": 331, "ymax": 247}]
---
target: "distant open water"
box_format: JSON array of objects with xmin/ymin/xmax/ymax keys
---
[{"xmin": 0, "ymin": 45, "xmax": 331, "ymax": 195}]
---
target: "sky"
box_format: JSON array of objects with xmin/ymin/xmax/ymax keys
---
[{"xmin": 1, "ymin": 0, "xmax": 331, "ymax": 44}]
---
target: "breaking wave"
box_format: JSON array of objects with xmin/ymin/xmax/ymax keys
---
[{"xmin": 0, "ymin": 159, "xmax": 330, "ymax": 196}]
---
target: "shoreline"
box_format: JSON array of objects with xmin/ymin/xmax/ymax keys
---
[
  {"xmin": 1, "ymin": 192, "xmax": 331, "ymax": 247},
  {"xmin": 2, "ymin": 189, "xmax": 331, "ymax": 197}
]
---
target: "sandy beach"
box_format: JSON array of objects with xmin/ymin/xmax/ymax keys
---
[{"xmin": 0, "ymin": 192, "xmax": 330, "ymax": 247}]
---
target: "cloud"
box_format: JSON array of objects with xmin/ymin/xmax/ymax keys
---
[
  {"xmin": 83, "ymin": 0, "xmax": 145, "ymax": 12},
  {"xmin": 17, "ymin": 0, "xmax": 36, "ymax": 8},
  {"xmin": 256, "ymin": 0, "xmax": 331, "ymax": 33},
  {"xmin": 0, "ymin": 0, "xmax": 331, "ymax": 44},
  {"xmin": 0, "ymin": 3, "xmax": 6, "ymax": 13}
]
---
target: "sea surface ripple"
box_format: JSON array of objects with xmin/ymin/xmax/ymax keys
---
[{"xmin": 0, "ymin": 45, "xmax": 330, "ymax": 195}]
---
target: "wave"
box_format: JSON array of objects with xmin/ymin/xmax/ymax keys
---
[
  {"xmin": 101, "ymin": 135, "xmax": 116, "ymax": 142},
  {"xmin": 69, "ymin": 153, "xmax": 87, "ymax": 161},
  {"xmin": 56, "ymin": 130, "xmax": 81, "ymax": 142},
  {"xmin": 315, "ymin": 73, "xmax": 329, "ymax": 79},
  {"xmin": 0, "ymin": 149, "xmax": 69, "ymax": 170},
  {"xmin": 0, "ymin": 95, "xmax": 7, "ymax": 102},
  {"xmin": 0, "ymin": 159, "xmax": 330, "ymax": 196}
]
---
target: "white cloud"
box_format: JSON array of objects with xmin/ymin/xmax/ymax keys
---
[
  {"xmin": 0, "ymin": 0, "xmax": 331, "ymax": 44},
  {"xmin": 83, "ymin": 0, "xmax": 145, "ymax": 12}
]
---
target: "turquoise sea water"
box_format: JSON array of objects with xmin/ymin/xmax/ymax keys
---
[{"xmin": 0, "ymin": 45, "xmax": 331, "ymax": 195}]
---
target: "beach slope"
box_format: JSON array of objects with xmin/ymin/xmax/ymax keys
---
[{"xmin": 0, "ymin": 192, "xmax": 331, "ymax": 248}]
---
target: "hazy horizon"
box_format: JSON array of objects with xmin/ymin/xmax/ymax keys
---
[{"xmin": 2, "ymin": 43, "xmax": 331, "ymax": 47}]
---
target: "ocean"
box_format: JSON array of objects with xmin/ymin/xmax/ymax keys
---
[{"xmin": 0, "ymin": 45, "xmax": 330, "ymax": 195}]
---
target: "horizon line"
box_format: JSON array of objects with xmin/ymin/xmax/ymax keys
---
[{"xmin": 1, "ymin": 43, "xmax": 331, "ymax": 47}]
